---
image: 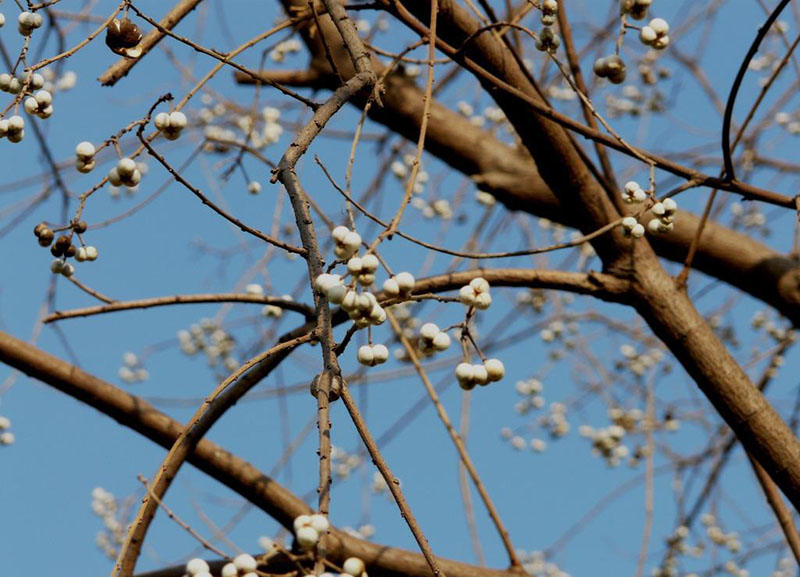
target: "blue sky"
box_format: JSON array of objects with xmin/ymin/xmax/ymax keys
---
[{"xmin": 1, "ymin": 1, "xmax": 799, "ymax": 577}]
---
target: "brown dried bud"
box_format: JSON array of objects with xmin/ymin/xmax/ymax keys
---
[
  {"xmin": 106, "ymin": 18, "xmax": 143, "ymax": 56},
  {"xmin": 65, "ymin": 244, "xmax": 77, "ymax": 258},
  {"xmin": 54, "ymin": 234, "xmax": 72, "ymax": 254},
  {"xmin": 50, "ymin": 243, "xmax": 63, "ymax": 257},
  {"xmin": 34, "ymin": 222, "xmax": 48, "ymax": 237},
  {"xmin": 38, "ymin": 230, "xmax": 54, "ymax": 247},
  {"xmin": 73, "ymin": 220, "xmax": 87, "ymax": 234},
  {"xmin": 310, "ymin": 372, "xmax": 342, "ymax": 402}
]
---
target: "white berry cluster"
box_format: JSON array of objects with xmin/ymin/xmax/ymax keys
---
[
  {"xmin": 332, "ymin": 445, "xmax": 363, "ymax": 478},
  {"xmin": 593, "ymin": 55, "xmax": 627, "ymax": 84},
  {"xmin": 539, "ymin": 401, "xmax": 570, "ymax": 438},
  {"xmin": 502, "ymin": 429, "xmax": 548, "ymax": 453},
  {"xmin": 154, "ymin": 110, "xmax": 188, "ymax": 140},
  {"xmin": 620, "ymin": 0, "xmax": 652, "ymax": 20},
  {"xmin": 766, "ymin": 557, "xmax": 795, "ymax": 577},
  {"xmin": 618, "ymin": 344, "xmax": 664, "ymax": 376},
  {"xmin": 382, "ymin": 271, "xmax": 415, "ymax": 297},
  {"xmin": 293, "ymin": 513, "xmax": 330, "ymax": 549},
  {"xmin": 458, "ymin": 277, "xmax": 492, "ymax": 309},
  {"xmin": 454, "ymin": 101, "xmax": 505, "ymax": 129},
  {"xmin": 245, "ymin": 283, "xmax": 292, "ymax": 318},
  {"xmin": 514, "ymin": 378, "xmax": 545, "ymax": 414},
  {"xmin": 418, "ymin": 322, "xmax": 451, "ymax": 353},
  {"xmin": 639, "ymin": 18, "xmax": 670, "ymax": 50},
  {"xmin": 357, "ymin": 344, "xmax": 389, "ymax": 366},
  {"xmin": 621, "ymin": 216, "xmax": 645, "ymax": 239},
  {"xmin": 413, "ymin": 196, "xmax": 453, "ymax": 220},
  {"xmin": 91, "ymin": 487, "xmax": 124, "ymax": 559},
  {"xmin": 516, "ymin": 288, "xmax": 548, "ymax": 313},
  {"xmin": 347, "ymin": 253, "xmax": 380, "ymax": 286},
  {"xmin": 623, "ymin": 180, "xmax": 648, "ymax": 203},
  {"xmin": 0, "ymin": 114, "xmax": 25, "ymax": 143},
  {"xmin": 108, "ymin": 158, "xmax": 142, "ymax": 188},
  {"xmin": 540, "ymin": 319, "xmax": 567, "ymax": 342},
  {"xmin": 721, "ymin": 562, "xmax": 749, "ymax": 577},
  {"xmin": 371, "ymin": 470, "xmax": 401, "ymax": 496},
  {"xmin": 0, "ymin": 415, "xmax": 14, "ymax": 446},
  {"xmin": 118, "ymin": 352, "xmax": 149, "ymax": 384},
  {"xmin": 579, "ymin": 422, "xmax": 632, "ymax": 467},
  {"xmin": 455, "ymin": 358, "xmax": 505, "ymax": 390},
  {"xmin": 0, "ymin": 71, "xmax": 41, "ymax": 95},
  {"xmin": 390, "ymin": 154, "xmax": 428, "ymax": 194},
  {"xmin": 517, "ymin": 549, "xmax": 571, "ymax": 577},
  {"xmin": 23, "ymin": 88, "xmax": 53, "ymax": 119},
  {"xmin": 475, "ymin": 189, "xmax": 497, "ymax": 206},
  {"xmin": 218, "ymin": 554, "xmax": 260, "ymax": 577},
  {"xmin": 270, "ymin": 38, "xmax": 302, "ymax": 62},
  {"xmin": 75, "ymin": 141, "xmax": 97, "ymax": 173},
  {"xmin": 341, "ymin": 557, "xmax": 368, "ymax": 577},
  {"xmin": 701, "ymin": 514, "xmax": 742, "ymax": 553},
  {"xmin": 331, "ymin": 225, "xmax": 362, "ymax": 259},
  {"xmin": 315, "ymin": 273, "xmax": 387, "ymax": 327},
  {"xmin": 342, "ymin": 523, "xmax": 377, "ymax": 540},
  {"xmin": 177, "ymin": 320, "xmax": 240, "ymax": 372},
  {"xmin": 17, "ymin": 11, "xmax": 43, "ymax": 35},
  {"xmin": 647, "ymin": 197, "xmax": 677, "ymax": 234}
]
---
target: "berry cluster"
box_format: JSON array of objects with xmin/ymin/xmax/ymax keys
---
[
  {"xmin": 0, "ymin": 415, "xmax": 14, "ymax": 446},
  {"xmin": 154, "ymin": 110, "xmax": 188, "ymax": 140},
  {"xmin": 0, "ymin": 115, "xmax": 25, "ymax": 143},
  {"xmin": 620, "ymin": 0, "xmax": 652, "ymax": 20},
  {"xmin": 91, "ymin": 487, "xmax": 124, "ymax": 559},
  {"xmin": 347, "ymin": 253, "xmax": 380, "ymax": 286},
  {"xmin": 579, "ymin": 423, "xmax": 632, "ymax": 467},
  {"xmin": 639, "ymin": 18, "xmax": 670, "ymax": 50},
  {"xmin": 623, "ymin": 180, "xmax": 648, "ymax": 203},
  {"xmin": 315, "ymin": 273, "xmax": 387, "ymax": 328},
  {"xmin": 331, "ymin": 445, "xmax": 363, "ymax": 478},
  {"xmin": 220, "ymin": 554, "xmax": 259, "ymax": 577},
  {"xmin": 75, "ymin": 141, "xmax": 97, "ymax": 173},
  {"xmin": 292, "ymin": 513, "xmax": 330, "ymax": 549},
  {"xmin": 118, "ymin": 352, "xmax": 149, "ymax": 384},
  {"xmin": 382, "ymin": 272, "xmax": 415, "ymax": 296},
  {"xmin": 455, "ymin": 358, "xmax": 505, "ymax": 390},
  {"xmin": 622, "ymin": 216, "xmax": 645, "ymax": 239},
  {"xmin": 593, "ymin": 55, "xmax": 627, "ymax": 84},
  {"xmin": 514, "ymin": 377, "xmax": 545, "ymax": 414},
  {"xmin": 108, "ymin": 158, "xmax": 143, "ymax": 188},
  {"xmin": 647, "ymin": 197, "xmax": 677, "ymax": 234},
  {"xmin": 23, "ymin": 88, "xmax": 53, "ymax": 119},
  {"xmin": 418, "ymin": 322, "xmax": 451, "ymax": 353},
  {"xmin": 177, "ymin": 320, "xmax": 240, "ymax": 372},
  {"xmin": 0, "ymin": 71, "xmax": 43, "ymax": 94},
  {"xmin": 269, "ymin": 38, "xmax": 302, "ymax": 62},
  {"xmin": 458, "ymin": 277, "xmax": 492, "ymax": 309},
  {"xmin": 17, "ymin": 11, "xmax": 43, "ymax": 36},
  {"xmin": 331, "ymin": 225, "xmax": 362, "ymax": 259},
  {"xmin": 341, "ymin": 557, "xmax": 367, "ymax": 577},
  {"xmin": 535, "ymin": 26, "xmax": 560, "ymax": 54},
  {"xmin": 34, "ymin": 220, "xmax": 98, "ymax": 277},
  {"xmin": 357, "ymin": 344, "xmax": 390, "ymax": 366},
  {"xmin": 540, "ymin": 0, "xmax": 558, "ymax": 25}
]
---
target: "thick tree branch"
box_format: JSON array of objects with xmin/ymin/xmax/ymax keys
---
[
  {"xmin": 234, "ymin": 45, "xmax": 800, "ymax": 326},
  {"xmin": 0, "ymin": 330, "xmax": 523, "ymax": 577},
  {"xmin": 386, "ymin": 0, "xmax": 800, "ymax": 510}
]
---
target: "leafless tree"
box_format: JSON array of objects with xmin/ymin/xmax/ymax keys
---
[{"xmin": 1, "ymin": 2, "xmax": 800, "ymax": 577}]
